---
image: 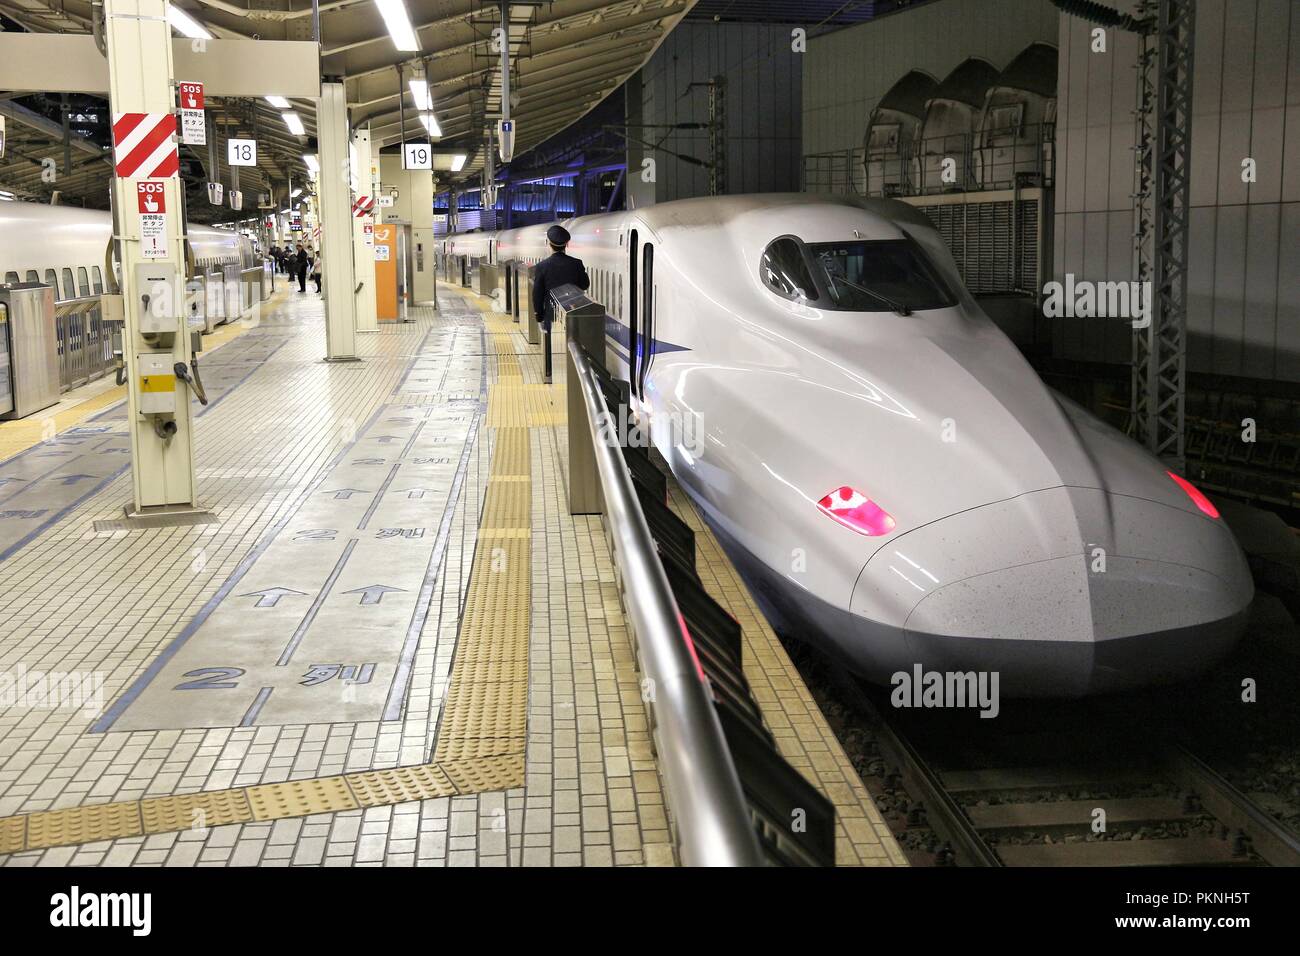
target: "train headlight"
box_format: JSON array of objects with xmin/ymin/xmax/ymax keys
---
[
  {"xmin": 1167, "ymin": 472, "xmax": 1220, "ymax": 519},
  {"xmin": 816, "ymin": 486, "xmax": 896, "ymax": 536}
]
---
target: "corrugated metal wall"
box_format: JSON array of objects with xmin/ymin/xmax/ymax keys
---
[
  {"xmin": 632, "ymin": 21, "xmax": 803, "ymax": 202},
  {"xmin": 802, "ymin": 0, "xmax": 1060, "ymax": 155},
  {"xmin": 1054, "ymin": 0, "xmax": 1300, "ymax": 383}
]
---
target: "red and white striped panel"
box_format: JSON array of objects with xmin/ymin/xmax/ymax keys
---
[{"xmin": 112, "ymin": 112, "xmax": 179, "ymax": 179}]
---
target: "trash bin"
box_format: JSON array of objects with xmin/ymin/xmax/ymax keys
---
[{"xmin": 0, "ymin": 282, "xmax": 60, "ymax": 419}]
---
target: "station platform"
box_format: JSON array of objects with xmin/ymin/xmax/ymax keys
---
[{"xmin": 0, "ymin": 278, "xmax": 903, "ymax": 867}]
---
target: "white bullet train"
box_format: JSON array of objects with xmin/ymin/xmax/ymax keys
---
[
  {"xmin": 447, "ymin": 194, "xmax": 1254, "ymax": 696},
  {"xmin": 0, "ymin": 200, "xmax": 256, "ymax": 315}
]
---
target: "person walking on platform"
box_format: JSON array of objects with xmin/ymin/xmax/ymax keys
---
[
  {"xmin": 311, "ymin": 248, "xmax": 323, "ymax": 294},
  {"xmin": 531, "ymin": 224, "xmax": 589, "ymax": 332},
  {"xmin": 294, "ymin": 243, "xmax": 309, "ymax": 293}
]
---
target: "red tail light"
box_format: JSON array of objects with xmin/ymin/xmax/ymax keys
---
[
  {"xmin": 817, "ymin": 486, "xmax": 896, "ymax": 536},
  {"xmin": 1167, "ymin": 471, "xmax": 1220, "ymax": 519}
]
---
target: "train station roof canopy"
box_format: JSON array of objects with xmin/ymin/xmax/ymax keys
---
[{"xmin": 0, "ymin": 0, "xmax": 692, "ymax": 218}]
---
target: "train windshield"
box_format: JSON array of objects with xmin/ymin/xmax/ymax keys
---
[{"xmin": 807, "ymin": 239, "xmax": 956, "ymax": 313}]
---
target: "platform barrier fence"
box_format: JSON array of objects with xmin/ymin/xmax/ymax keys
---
[{"xmin": 555, "ymin": 284, "xmax": 837, "ymax": 867}]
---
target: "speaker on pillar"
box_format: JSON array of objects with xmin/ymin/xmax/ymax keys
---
[
  {"xmin": 207, "ymin": 182, "xmax": 224, "ymax": 205},
  {"xmin": 229, "ymin": 190, "xmax": 243, "ymax": 211}
]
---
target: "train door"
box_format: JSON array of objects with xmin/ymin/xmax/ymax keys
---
[
  {"xmin": 639, "ymin": 243, "xmax": 654, "ymax": 398},
  {"xmin": 627, "ymin": 229, "xmax": 639, "ymax": 386}
]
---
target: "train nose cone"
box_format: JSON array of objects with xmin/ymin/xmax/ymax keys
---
[{"xmin": 849, "ymin": 487, "xmax": 1253, "ymax": 696}]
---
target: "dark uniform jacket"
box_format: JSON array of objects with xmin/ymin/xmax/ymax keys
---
[{"xmin": 532, "ymin": 250, "xmax": 590, "ymax": 326}]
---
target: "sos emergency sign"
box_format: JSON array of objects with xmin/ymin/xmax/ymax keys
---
[
  {"xmin": 138, "ymin": 181, "xmax": 168, "ymax": 259},
  {"xmin": 179, "ymin": 81, "xmax": 206, "ymax": 146}
]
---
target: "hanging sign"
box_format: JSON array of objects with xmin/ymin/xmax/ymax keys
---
[
  {"xmin": 227, "ymin": 138, "xmax": 257, "ymax": 167},
  {"xmin": 403, "ymin": 142, "xmax": 432, "ymax": 170},
  {"xmin": 178, "ymin": 81, "xmax": 206, "ymax": 146},
  {"xmin": 137, "ymin": 181, "xmax": 168, "ymax": 260},
  {"xmin": 363, "ymin": 223, "xmax": 374, "ymax": 246}
]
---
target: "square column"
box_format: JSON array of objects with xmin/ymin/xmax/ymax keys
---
[
  {"xmin": 104, "ymin": 0, "xmax": 198, "ymax": 513},
  {"xmin": 317, "ymin": 80, "xmax": 358, "ymax": 361},
  {"xmin": 352, "ymin": 128, "xmax": 378, "ymax": 333}
]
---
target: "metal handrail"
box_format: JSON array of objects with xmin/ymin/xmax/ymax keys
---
[{"xmin": 567, "ymin": 338, "xmax": 763, "ymax": 867}]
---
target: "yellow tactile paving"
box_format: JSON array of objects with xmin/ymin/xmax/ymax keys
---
[
  {"xmin": 344, "ymin": 765, "xmax": 458, "ymax": 808},
  {"xmin": 483, "ymin": 314, "xmax": 519, "ymax": 334},
  {"xmin": 246, "ymin": 776, "xmax": 360, "ymax": 821},
  {"xmin": 0, "ymin": 816, "xmax": 26, "ymax": 855},
  {"xmin": 139, "ymin": 789, "xmax": 253, "ymax": 833},
  {"xmin": 24, "ymin": 801, "xmax": 144, "ymax": 850},
  {"xmin": 432, "ymin": 397, "xmax": 532, "ymax": 772}
]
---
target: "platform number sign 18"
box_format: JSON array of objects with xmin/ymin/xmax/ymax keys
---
[
  {"xmin": 227, "ymin": 138, "xmax": 257, "ymax": 167},
  {"xmin": 403, "ymin": 142, "xmax": 432, "ymax": 170}
]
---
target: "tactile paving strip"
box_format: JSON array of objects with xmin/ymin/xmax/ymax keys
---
[
  {"xmin": 432, "ymin": 407, "xmax": 532, "ymax": 767},
  {"xmin": 139, "ymin": 790, "xmax": 253, "ymax": 833},
  {"xmin": 0, "ymin": 816, "xmax": 26, "ymax": 855},
  {"xmin": 440, "ymin": 754, "xmax": 526, "ymax": 794},
  {"xmin": 246, "ymin": 777, "xmax": 360, "ymax": 821},
  {"xmin": 344, "ymin": 765, "xmax": 458, "ymax": 808},
  {"xmin": 25, "ymin": 801, "xmax": 143, "ymax": 850}
]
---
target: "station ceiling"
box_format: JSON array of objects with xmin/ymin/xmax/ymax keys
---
[{"xmin": 0, "ymin": 0, "xmax": 693, "ymax": 220}]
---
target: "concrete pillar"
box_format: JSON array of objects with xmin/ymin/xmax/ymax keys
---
[
  {"xmin": 317, "ymin": 80, "xmax": 358, "ymax": 361},
  {"xmin": 105, "ymin": 0, "xmax": 198, "ymax": 514},
  {"xmin": 380, "ymin": 154, "xmax": 435, "ymax": 305},
  {"xmin": 352, "ymin": 127, "xmax": 378, "ymax": 333}
]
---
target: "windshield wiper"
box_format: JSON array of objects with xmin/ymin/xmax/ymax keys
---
[{"xmin": 826, "ymin": 272, "xmax": 912, "ymax": 316}]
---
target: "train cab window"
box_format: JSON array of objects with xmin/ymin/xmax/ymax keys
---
[
  {"xmin": 25, "ymin": 270, "xmax": 39, "ymax": 284},
  {"xmin": 4, "ymin": 271, "xmax": 18, "ymax": 285},
  {"xmin": 807, "ymin": 239, "xmax": 956, "ymax": 313},
  {"xmin": 760, "ymin": 238, "xmax": 818, "ymax": 302},
  {"xmin": 92, "ymin": 267, "xmax": 103, "ymax": 294},
  {"xmin": 61, "ymin": 268, "xmax": 74, "ymax": 300},
  {"xmin": 77, "ymin": 267, "xmax": 90, "ymax": 297}
]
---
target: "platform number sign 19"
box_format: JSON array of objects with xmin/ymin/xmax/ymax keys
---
[
  {"xmin": 403, "ymin": 142, "xmax": 432, "ymax": 170},
  {"xmin": 227, "ymin": 138, "xmax": 257, "ymax": 167}
]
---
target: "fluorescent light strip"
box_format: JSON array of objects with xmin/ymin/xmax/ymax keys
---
[
  {"xmin": 266, "ymin": 96, "xmax": 291, "ymax": 109},
  {"xmin": 450, "ymin": 154, "xmax": 466, "ymax": 172},
  {"xmin": 303, "ymin": 154, "xmax": 320, "ymax": 173},
  {"xmin": 167, "ymin": 5, "xmax": 212, "ymax": 40},
  {"xmin": 282, "ymin": 112, "xmax": 305, "ymax": 136},
  {"xmin": 409, "ymin": 79, "xmax": 432, "ymax": 112},
  {"xmin": 420, "ymin": 113, "xmax": 442, "ymax": 138},
  {"xmin": 374, "ymin": 0, "xmax": 420, "ymax": 52}
]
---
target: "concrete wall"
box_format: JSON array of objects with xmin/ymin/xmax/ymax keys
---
[
  {"xmin": 1053, "ymin": 0, "xmax": 1300, "ymax": 383},
  {"xmin": 628, "ymin": 20, "xmax": 804, "ymax": 203},
  {"xmin": 803, "ymin": 0, "xmax": 1060, "ymax": 156}
]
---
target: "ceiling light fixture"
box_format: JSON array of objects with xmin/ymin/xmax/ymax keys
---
[
  {"xmin": 166, "ymin": 5, "xmax": 212, "ymax": 40},
  {"xmin": 282, "ymin": 112, "xmax": 305, "ymax": 136},
  {"xmin": 374, "ymin": 0, "xmax": 420, "ymax": 52}
]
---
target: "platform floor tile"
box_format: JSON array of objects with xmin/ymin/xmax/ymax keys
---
[{"xmin": 0, "ymin": 286, "xmax": 674, "ymax": 866}]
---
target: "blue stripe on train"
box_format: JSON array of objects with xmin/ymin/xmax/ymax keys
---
[{"xmin": 603, "ymin": 314, "xmax": 690, "ymax": 364}]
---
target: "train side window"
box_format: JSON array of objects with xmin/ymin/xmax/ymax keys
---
[
  {"xmin": 77, "ymin": 267, "xmax": 90, "ymax": 297},
  {"xmin": 61, "ymin": 268, "xmax": 74, "ymax": 301},
  {"xmin": 92, "ymin": 267, "xmax": 103, "ymax": 294},
  {"xmin": 760, "ymin": 237, "xmax": 818, "ymax": 301},
  {"xmin": 4, "ymin": 271, "xmax": 18, "ymax": 285},
  {"xmin": 44, "ymin": 269, "xmax": 58, "ymax": 295},
  {"xmin": 25, "ymin": 270, "xmax": 39, "ymax": 283}
]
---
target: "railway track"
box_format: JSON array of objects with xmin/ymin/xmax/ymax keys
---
[{"xmin": 791, "ymin": 642, "xmax": 1300, "ymax": 868}]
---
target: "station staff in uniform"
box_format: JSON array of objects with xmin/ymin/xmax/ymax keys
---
[{"xmin": 532, "ymin": 224, "xmax": 589, "ymax": 330}]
